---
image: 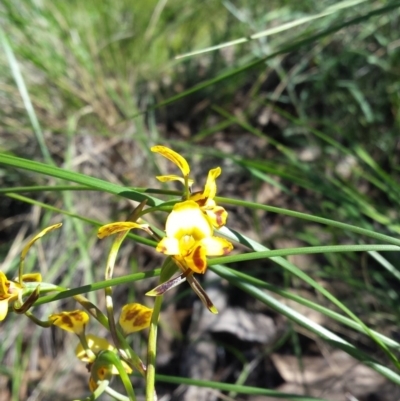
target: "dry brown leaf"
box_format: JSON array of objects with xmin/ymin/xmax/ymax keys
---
[
  {"xmin": 271, "ymin": 350, "xmax": 395, "ymax": 401},
  {"xmin": 209, "ymin": 307, "xmax": 277, "ymax": 344}
]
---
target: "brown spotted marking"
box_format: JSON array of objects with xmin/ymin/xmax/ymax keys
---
[
  {"xmin": 61, "ymin": 315, "xmax": 74, "ymax": 329},
  {"xmin": 125, "ymin": 308, "xmax": 141, "ymax": 321},
  {"xmin": 192, "ymin": 246, "xmax": 206, "ymax": 273},
  {"xmin": 71, "ymin": 311, "xmax": 85, "ymax": 322},
  {"xmin": 133, "ymin": 311, "xmax": 152, "ymax": 328}
]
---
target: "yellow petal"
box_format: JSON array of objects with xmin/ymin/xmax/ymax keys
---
[
  {"xmin": 0, "ymin": 299, "xmax": 9, "ymax": 321},
  {"xmin": 21, "ymin": 223, "xmax": 62, "ymax": 260},
  {"xmin": 151, "ymin": 145, "xmax": 190, "ymax": 176},
  {"xmin": 185, "ymin": 244, "xmax": 207, "ymax": 274},
  {"xmin": 165, "ymin": 201, "xmax": 213, "ymax": 239},
  {"xmin": 0, "ymin": 272, "xmax": 10, "ymax": 298},
  {"xmin": 155, "ymin": 175, "xmax": 194, "ymax": 187},
  {"xmin": 178, "ymin": 235, "xmax": 196, "ymax": 255},
  {"xmin": 97, "ymin": 222, "xmax": 148, "ymax": 239},
  {"xmin": 201, "ymin": 237, "xmax": 233, "ymax": 256},
  {"xmin": 155, "ymin": 174, "xmax": 185, "ymax": 183},
  {"xmin": 75, "ymin": 334, "xmax": 114, "ymax": 362},
  {"xmin": 205, "ymin": 206, "xmax": 228, "ymax": 228},
  {"xmin": 156, "ymin": 237, "xmax": 180, "ymax": 255},
  {"xmin": 49, "ymin": 310, "xmax": 89, "ymax": 335},
  {"xmin": 114, "ymin": 360, "xmax": 132, "ymax": 375},
  {"xmin": 203, "ymin": 167, "xmax": 221, "ymax": 199},
  {"xmin": 119, "ymin": 303, "xmax": 153, "ymax": 334}
]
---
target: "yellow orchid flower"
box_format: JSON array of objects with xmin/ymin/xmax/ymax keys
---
[
  {"xmin": 119, "ymin": 303, "xmax": 153, "ymax": 335},
  {"xmin": 156, "ymin": 200, "xmax": 233, "ymax": 274},
  {"xmin": 0, "ymin": 271, "xmax": 42, "ymax": 321}
]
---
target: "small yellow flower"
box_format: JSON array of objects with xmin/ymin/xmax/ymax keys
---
[
  {"xmin": 49, "ymin": 310, "xmax": 89, "ymax": 335},
  {"xmin": 119, "ymin": 303, "xmax": 153, "ymax": 335},
  {"xmin": 156, "ymin": 200, "xmax": 233, "ymax": 274}
]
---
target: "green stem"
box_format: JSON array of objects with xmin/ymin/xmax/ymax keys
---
[
  {"xmin": 96, "ymin": 351, "xmax": 136, "ymax": 401},
  {"xmin": 146, "ymin": 295, "xmax": 163, "ymax": 401},
  {"xmin": 77, "ymin": 332, "xmax": 96, "ymax": 361},
  {"xmin": 104, "ymin": 200, "xmax": 149, "ymax": 352},
  {"xmin": 34, "ymin": 270, "xmax": 161, "ymax": 306},
  {"xmin": 104, "ymin": 386, "xmax": 131, "ymax": 401},
  {"xmin": 105, "ymin": 286, "xmax": 120, "ymax": 349},
  {"xmin": 24, "ymin": 311, "xmax": 53, "ymax": 327}
]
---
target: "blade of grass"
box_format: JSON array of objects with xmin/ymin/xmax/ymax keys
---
[
  {"xmin": 155, "ymin": 374, "xmax": 328, "ymax": 400},
  {"xmin": 33, "ymin": 269, "xmax": 161, "ymax": 307},
  {"xmin": 217, "ymin": 198, "xmax": 400, "ymax": 247},
  {"xmin": 0, "ymin": 153, "xmax": 162, "ymax": 206},
  {"xmin": 176, "ymin": 0, "xmax": 368, "ymax": 58},
  {"xmin": 0, "ymin": 26, "xmax": 53, "ymax": 165},
  {"xmin": 0, "ymin": 185, "xmax": 180, "ymax": 197},
  {"xmin": 4, "ymin": 193, "xmax": 157, "ymax": 248},
  {"xmin": 209, "ymin": 244, "xmax": 400, "ymax": 265},
  {"xmin": 369, "ymin": 251, "xmax": 400, "ymax": 282}
]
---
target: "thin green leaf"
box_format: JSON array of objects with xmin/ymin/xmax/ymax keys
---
[
  {"xmin": 209, "ymin": 244, "xmax": 400, "ymax": 266},
  {"xmin": 0, "ymin": 27, "xmax": 53, "ymax": 164},
  {"xmin": 176, "ymin": 0, "xmax": 368, "ymax": 58},
  {"xmin": 155, "ymin": 374, "xmax": 328, "ymax": 400},
  {"xmin": 217, "ymin": 199, "xmax": 400, "ymax": 247},
  {"xmin": 33, "ymin": 269, "xmax": 161, "ymax": 307},
  {"xmin": 0, "ymin": 153, "xmax": 162, "ymax": 206}
]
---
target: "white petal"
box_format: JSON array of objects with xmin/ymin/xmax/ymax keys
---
[{"xmin": 166, "ymin": 201, "xmax": 213, "ymax": 238}]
